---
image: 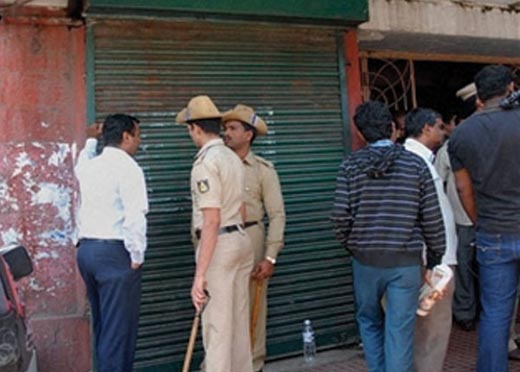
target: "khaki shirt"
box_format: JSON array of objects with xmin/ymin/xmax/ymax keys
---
[
  {"xmin": 191, "ymin": 138, "xmax": 244, "ymax": 231},
  {"xmin": 243, "ymin": 151, "xmax": 285, "ymax": 258}
]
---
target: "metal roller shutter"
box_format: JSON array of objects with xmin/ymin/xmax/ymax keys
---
[{"xmin": 89, "ymin": 18, "xmax": 356, "ymax": 371}]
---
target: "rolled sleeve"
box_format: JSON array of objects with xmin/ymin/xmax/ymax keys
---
[{"xmin": 192, "ymin": 160, "xmax": 222, "ymax": 210}]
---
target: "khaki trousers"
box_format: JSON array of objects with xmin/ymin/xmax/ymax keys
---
[
  {"xmin": 247, "ymin": 224, "xmax": 268, "ymax": 372},
  {"xmin": 414, "ymin": 274, "xmax": 455, "ymax": 372},
  {"xmin": 201, "ymin": 231, "xmax": 254, "ymax": 372}
]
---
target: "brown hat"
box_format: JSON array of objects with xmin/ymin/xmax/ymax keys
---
[
  {"xmin": 456, "ymin": 83, "xmax": 477, "ymax": 101},
  {"xmin": 221, "ymin": 104, "xmax": 268, "ymax": 135},
  {"xmin": 176, "ymin": 95, "xmax": 222, "ymax": 125}
]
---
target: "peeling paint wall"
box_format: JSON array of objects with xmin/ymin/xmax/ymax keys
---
[{"xmin": 0, "ymin": 19, "xmax": 90, "ymax": 372}]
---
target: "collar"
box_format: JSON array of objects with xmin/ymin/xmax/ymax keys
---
[
  {"xmin": 195, "ymin": 138, "xmax": 224, "ymax": 159},
  {"xmin": 102, "ymin": 145, "xmax": 132, "ymax": 160},
  {"xmin": 369, "ymin": 139, "xmax": 394, "ymax": 148},
  {"xmin": 243, "ymin": 151, "xmax": 256, "ymax": 166},
  {"xmin": 404, "ymin": 138, "xmax": 435, "ymax": 163}
]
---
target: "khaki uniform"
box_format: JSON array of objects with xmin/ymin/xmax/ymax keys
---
[
  {"xmin": 243, "ymin": 151, "xmax": 285, "ymax": 372},
  {"xmin": 191, "ymin": 138, "xmax": 254, "ymax": 372}
]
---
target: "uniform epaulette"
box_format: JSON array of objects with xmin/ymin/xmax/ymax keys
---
[{"xmin": 255, "ymin": 155, "xmax": 274, "ymax": 168}]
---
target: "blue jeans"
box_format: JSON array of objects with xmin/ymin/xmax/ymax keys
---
[
  {"xmin": 352, "ymin": 259, "xmax": 421, "ymax": 372},
  {"xmin": 477, "ymin": 231, "xmax": 520, "ymax": 372}
]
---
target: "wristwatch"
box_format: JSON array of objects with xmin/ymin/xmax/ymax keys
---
[{"xmin": 265, "ymin": 256, "xmax": 276, "ymax": 265}]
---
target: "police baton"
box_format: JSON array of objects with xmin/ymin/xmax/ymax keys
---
[
  {"xmin": 250, "ymin": 278, "xmax": 264, "ymax": 350},
  {"xmin": 182, "ymin": 290, "xmax": 210, "ymax": 372}
]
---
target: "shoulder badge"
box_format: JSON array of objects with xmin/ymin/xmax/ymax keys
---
[
  {"xmin": 254, "ymin": 155, "xmax": 274, "ymax": 169},
  {"xmin": 197, "ymin": 179, "xmax": 210, "ymax": 193}
]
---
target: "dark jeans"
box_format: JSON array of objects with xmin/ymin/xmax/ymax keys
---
[
  {"xmin": 77, "ymin": 239, "xmax": 142, "ymax": 372},
  {"xmin": 453, "ymin": 225, "xmax": 477, "ymax": 322}
]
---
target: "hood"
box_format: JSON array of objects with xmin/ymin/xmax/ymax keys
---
[{"xmin": 353, "ymin": 144, "xmax": 404, "ymax": 179}]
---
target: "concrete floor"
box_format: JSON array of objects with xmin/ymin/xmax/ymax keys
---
[{"xmin": 264, "ymin": 326, "xmax": 520, "ymax": 372}]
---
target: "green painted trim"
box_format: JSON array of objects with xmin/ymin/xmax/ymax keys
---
[
  {"xmin": 86, "ymin": 24, "xmax": 96, "ymax": 124},
  {"xmin": 88, "ymin": 0, "xmax": 368, "ymax": 23},
  {"xmin": 336, "ymin": 31, "xmax": 351, "ymax": 157}
]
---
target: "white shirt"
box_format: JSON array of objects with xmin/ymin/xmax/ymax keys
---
[
  {"xmin": 435, "ymin": 140, "xmax": 473, "ymax": 226},
  {"xmin": 404, "ymin": 138, "xmax": 457, "ymax": 265},
  {"xmin": 75, "ymin": 138, "xmax": 149, "ymax": 264}
]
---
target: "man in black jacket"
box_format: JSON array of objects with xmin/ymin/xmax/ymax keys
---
[{"xmin": 331, "ymin": 101, "xmax": 445, "ymax": 372}]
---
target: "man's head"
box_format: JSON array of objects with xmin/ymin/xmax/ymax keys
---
[
  {"xmin": 353, "ymin": 101, "xmax": 393, "ymax": 143},
  {"xmin": 187, "ymin": 119, "xmax": 221, "ymax": 148},
  {"xmin": 405, "ymin": 108, "xmax": 445, "ymax": 150},
  {"xmin": 223, "ymin": 120, "xmax": 256, "ymax": 151},
  {"xmin": 456, "ymin": 82, "xmax": 480, "ymax": 119},
  {"xmin": 102, "ymin": 114, "xmax": 141, "ymax": 156},
  {"xmin": 176, "ymin": 95, "xmax": 222, "ymax": 148},
  {"xmin": 475, "ymin": 65, "xmax": 514, "ymax": 102},
  {"xmin": 222, "ymin": 104, "xmax": 267, "ymax": 152}
]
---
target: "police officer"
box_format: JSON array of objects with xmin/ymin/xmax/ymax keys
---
[
  {"xmin": 177, "ymin": 96, "xmax": 254, "ymax": 372},
  {"xmin": 222, "ymin": 105, "xmax": 286, "ymax": 372}
]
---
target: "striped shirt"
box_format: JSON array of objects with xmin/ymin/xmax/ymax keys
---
[{"xmin": 331, "ymin": 143, "xmax": 445, "ymax": 269}]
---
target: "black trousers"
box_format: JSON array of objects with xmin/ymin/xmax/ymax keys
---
[
  {"xmin": 77, "ymin": 239, "xmax": 142, "ymax": 372},
  {"xmin": 453, "ymin": 225, "xmax": 478, "ymax": 322}
]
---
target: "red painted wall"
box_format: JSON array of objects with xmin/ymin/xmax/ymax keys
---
[
  {"xmin": 0, "ymin": 16, "xmax": 90, "ymax": 372},
  {"xmin": 344, "ymin": 30, "xmax": 366, "ymax": 151}
]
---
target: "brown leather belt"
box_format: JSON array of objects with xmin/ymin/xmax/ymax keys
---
[{"xmin": 195, "ymin": 224, "xmax": 241, "ymax": 240}]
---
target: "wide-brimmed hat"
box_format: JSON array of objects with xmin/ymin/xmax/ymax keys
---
[
  {"xmin": 221, "ymin": 104, "xmax": 268, "ymax": 135},
  {"xmin": 456, "ymin": 83, "xmax": 477, "ymax": 102},
  {"xmin": 176, "ymin": 95, "xmax": 222, "ymax": 125}
]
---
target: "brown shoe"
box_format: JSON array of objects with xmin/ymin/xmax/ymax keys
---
[{"xmin": 509, "ymin": 348, "xmax": 520, "ymax": 361}]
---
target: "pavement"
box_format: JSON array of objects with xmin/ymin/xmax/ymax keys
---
[{"xmin": 264, "ymin": 325, "xmax": 520, "ymax": 372}]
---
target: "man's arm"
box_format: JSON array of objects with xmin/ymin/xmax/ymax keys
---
[
  {"xmin": 418, "ymin": 167, "xmax": 446, "ymax": 270},
  {"xmin": 192, "ymin": 208, "xmax": 220, "ymax": 312},
  {"xmin": 251, "ymin": 166, "xmax": 285, "ymax": 280},
  {"xmin": 75, "ymin": 123, "xmax": 102, "ymax": 176},
  {"xmin": 453, "ymin": 168, "xmax": 477, "ymax": 225},
  {"xmin": 330, "ymin": 165, "xmax": 353, "ymax": 247},
  {"xmin": 120, "ymin": 166, "xmax": 149, "ymax": 269},
  {"xmin": 434, "ymin": 142, "xmax": 450, "ymax": 190}
]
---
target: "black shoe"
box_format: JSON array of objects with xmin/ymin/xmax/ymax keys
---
[
  {"xmin": 455, "ymin": 319, "xmax": 476, "ymax": 331},
  {"xmin": 509, "ymin": 348, "xmax": 520, "ymax": 361}
]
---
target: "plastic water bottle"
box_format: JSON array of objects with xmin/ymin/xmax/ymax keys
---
[{"xmin": 302, "ymin": 319, "xmax": 316, "ymax": 362}]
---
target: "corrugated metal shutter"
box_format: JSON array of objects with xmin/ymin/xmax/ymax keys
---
[{"xmin": 89, "ymin": 18, "xmax": 356, "ymax": 371}]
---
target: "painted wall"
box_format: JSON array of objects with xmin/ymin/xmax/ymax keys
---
[{"xmin": 0, "ymin": 18, "xmax": 90, "ymax": 372}]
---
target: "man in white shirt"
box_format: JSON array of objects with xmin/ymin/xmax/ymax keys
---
[
  {"xmin": 435, "ymin": 83, "xmax": 479, "ymax": 333},
  {"xmin": 75, "ymin": 114, "xmax": 148, "ymax": 372},
  {"xmin": 404, "ymin": 108, "xmax": 458, "ymax": 372}
]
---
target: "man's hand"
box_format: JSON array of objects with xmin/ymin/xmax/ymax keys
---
[
  {"xmin": 86, "ymin": 122, "xmax": 103, "ymax": 139},
  {"xmin": 191, "ymin": 275, "xmax": 207, "ymax": 313},
  {"xmin": 131, "ymin": 262, "xmax": 142, "ymax": 270},
  {"xmin": 251, "ymin": 259, "xmax": 274, "ymax": 280},
  {"xmin": 423, "ymin": 268, "xmax": 434, "ymax": 288},
  {"xmin": 423, "ymin": 268, "xmax": 447, "ymax": 299}
]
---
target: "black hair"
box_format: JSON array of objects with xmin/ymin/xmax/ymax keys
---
[
  {"xmin": 475, "ymin": 65, "xmax": 513, "ymax": 102},
  {"xmin": 188, "ymin": 118, "xmax": 221, "ymax": 135},
  {"xmin": 102, "ymin": 114, "xmax": 139, "ymax": 147},
  {"xmin": 241, "ymin": 122, "xmax": 258, "ymax": 145},
  {"xmin": 353, "ymin": 101, "xmax": 393, "ymax": 143},
  {"xmin": 405, "ymin": 108, "xmax": 441, "ymax": 138}
]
